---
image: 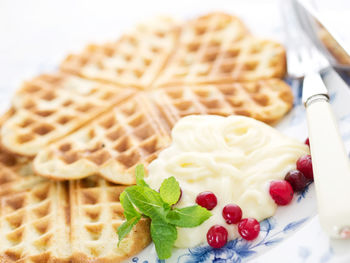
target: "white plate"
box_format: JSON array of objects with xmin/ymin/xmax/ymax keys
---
[{"xmin": 128, "ymin": 71, "xmax": 350, "ymax": 263}]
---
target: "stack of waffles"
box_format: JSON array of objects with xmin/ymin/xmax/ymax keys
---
[{"xmin": 0, "ymin": 13, "xmax": 293, "ymax": 262}]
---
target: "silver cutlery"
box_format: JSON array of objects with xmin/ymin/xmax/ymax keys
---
[{"xmin": 282, "ymin": 0, "xmax": 350, "ymax": 239}]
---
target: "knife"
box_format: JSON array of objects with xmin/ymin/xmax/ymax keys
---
[
  {"xmin": 286, "ymin": 0, "xmax": 350, "ymax": 239},
  {"xmin": 294, "ymin": 0, "xmax": 350, "ymax": 70}
]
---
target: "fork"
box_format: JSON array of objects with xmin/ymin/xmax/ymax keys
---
[{"xmin": 282, "ymin": 0, "xmax": 350, "ymax": 239}]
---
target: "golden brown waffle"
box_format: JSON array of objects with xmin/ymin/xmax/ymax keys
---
[
  {"xmin": 0, "ymin": 176, "xmax": 151, "ymax": 262},
  {"xmin": 0, "ymin": 181, "xmax": 71, "ymax": 262},
  {"xmin": 155, "ymin": 13, "xmax": 286, "ymax": 86},
  {"xmin": 0, "ymin": 118, "xmax": 150, "ymax": 263},
  {"xmin": 1, "ymin": 73, "xmax": 136, "ymax": 157},
  {"xmin": 60, "ymin": 17, "xmax": 180, "ymax": 89},
  {"xmin": 1, "ymin": 13, "xmax": 288, "ymax": 159},
  {"xmin": 0, "ymin": 12, "xmax": 294, "ymax": 262},
  {"xmin": 152, "ymin": 79, "xmax": 294, "ymax": 127},
  {"xmin": 70, "ymin": 176, "xmax": 151, "ymax": 262},
  {"xmin": 0, "ymin": 111, "xmax": 45, "ymax": 198},
  {"xmin": 0, "ymin": 154, "xmax": 45, "ymax": 198},
  {"xmin": 34, "ymin": 94, "xmax": 172, "ymax": 184},
  {"xmin": 0, "ymin": 125, "xmax": 150, "ymax": 263},
  {"xmin": 34, "ymin": 79, "xmax": 293, "ymax": 184}
]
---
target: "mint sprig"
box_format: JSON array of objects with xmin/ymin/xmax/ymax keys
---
[
  {"xmin": 150, "ymin": 220, "xmax": 177, "ymax": 259},
  {"xmin": 160, "ymin": 176, "xmax": 181, "ymax": 205},
  {"xmin": 117, "ymin": 191, "xmax": 141, "ymax": 245},
  {"xmin": 166, "ymin": 206, "xmax": 212, "ymax": 227},
  {"xmin": 135, "ymin": 164, "xmax": 149, "ymax": 187},
  {"xmin": 117, "ymin": 164, "xmax": 212, "ymax": 260}
]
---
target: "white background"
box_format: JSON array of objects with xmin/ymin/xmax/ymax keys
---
[{"xmin": 0, "ymin": 0, "xmax": 348, "ymax": 96}]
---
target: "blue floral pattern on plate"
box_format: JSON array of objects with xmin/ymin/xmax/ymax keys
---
[
  {"xmin": 176, "ymin": 217, "xmax": 309, "ymax": 263},
  {"xmin": 296, "ymin": 182, "xmax": 312, "ymax": 203},
  {"xmin": 131, "ymin": 217, "xmax": 312, "ymax": 263}
]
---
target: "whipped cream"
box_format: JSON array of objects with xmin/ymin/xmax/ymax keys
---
[{"xmin": 145, "ymin": 115, "xmax": 309, "ymax": 248}]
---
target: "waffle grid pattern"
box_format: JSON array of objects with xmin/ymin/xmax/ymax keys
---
[
  {"xmin": 34, "ymin": 79, "xmax": 293, "ymax": 184},
  {"xmin": 155, "ymin": 13, "xmax": 285, "ymax": 86},
  {"xmin": 0, "ymin": 141, "xmax": 150, "ymax": 262},
  {"xmin": 70, "ymin": 176, "xmax": 151, "ymax": 262},
  {"xmin": 0, "ymin": 181, "xmax": 71, "ymax": 263},
  {"xmin": 0, "ymin": 112, "xmax": 46, "ymax": 198},
  {"xmin": 0, "ymin": 159, "xmax": 44, "ymax": 198},
  {"xmin": 152, "ymin": 79, "xmax": 294, "ymax": 128},
  {"xmin": 155, "ymin": 37, "xmax": 286, "ymax": 86},
  {"xmin": 34, "ymin": 94, "xmax": 172, "ymax": 184},
  {"xmin": 0, "ymin": 111, "xmax": 150, "ymax": 263},
  {"xmin": 0, "ymin": 12, "xmax": 292, "ymax": 262},
  {"xmin": 0, "ymin": 176, "xmax": 151, "ymax": 262},
  {"xmin": 59, "ymin": 13, "xmax": 286, "ymax": 89},
  {"xmin": 1, "ymin": 13, "xmax": 289, "ymax": 159},
  {"xmin": 61, "ymin": 17, "xmax": 180, "ymax": 88},
  {"xmin": 1, "ymin": 73, "xmax": 135, "ymax": 156}
]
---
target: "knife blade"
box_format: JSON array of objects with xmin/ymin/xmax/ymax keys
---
[{"xmin": 294, "ymin": 0, "xmax": 350, "ymax": 70}]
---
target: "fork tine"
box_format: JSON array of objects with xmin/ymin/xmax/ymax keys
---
[{"xmin": 281, "ymin": 0, "xmax": 330, "ymax": 77}]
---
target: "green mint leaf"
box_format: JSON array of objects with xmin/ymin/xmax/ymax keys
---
[
  {"xmin": 150, "ymin": 220, "xmax": 177, "ymax": 260},
  {"xmin": 117, "ymin": 216, "xmax": 141, "ymax": 246},
  {"xmin": 124, "ymin": 185, "xmax": 167, "ymax": 221},
  {"xmin": 117, "ymin": 190, "xmax": 142, "ymax": 245},
  {"xmin": 166, "ymin": 205, "xmax": 212, "ymax": 228},
  {"xmin": 163, "ymin": 202, "xmax": 171, "ymax": 214},
  {"xmin": 120, "ymin": 191, "xmax": 141, "ymax": 221},
  {"xmin": 117, "ymin": 169, "xmax": 212, "ymax": 260},
  {"xmin": 135, "ymin": 164, "xmax": 149, "ymax": 187},
  {"xmin": 159, "ymin": 176, "xmax": 181, "ymax": 205}
]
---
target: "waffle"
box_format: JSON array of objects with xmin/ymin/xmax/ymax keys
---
[
  {"xmin": 33, "ymin": 93, "xmax": 172, "ymax": 184},
  {"xmin": 0, "ymin": 180, "xmax": 71, "ymax": 262},
  {"xmin": 2, "ymin": 13, "xmax": 288, "ymax": 159},
  {"xmin": 0, "ymin": 177, "xmax": 151, "ymax": 262},
  {"xmin": 0, "ymin": 145, "xmax": 44, "ymax": 198},
  {"xmin": 1, "ymin": 73, "xmax": 135, "ymax": 157},
  {"xmin": 0, "ymin": 152, "xmax": 44, "ymax": 198},
  {"xmin": 152, "ymin": 79, "xmax": 294, "ymax": 128},
  {"xmin": 70, "ymin": 176, "xmax": 151, "ymax": 262},
  {"xmin": 33, "ymin": 79, "xmax": 293, "ymax": 184},
  {"xmin": 155, "ymin": 13, "xmax": 286, "ymax": 86},
  {"xmin": 0, "ymin": 111, "xmax": 45, "ymax": 198},
  {"xmin": 0, "ymin": 174, "xmax": 150, "ymax": 263},
  {"xmin": 60, "ymin": 17, "xmax": 180, "ymax": 89}
]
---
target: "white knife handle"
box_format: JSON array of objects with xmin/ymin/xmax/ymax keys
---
[{"xmin": 306, "ymin": 95, "xmax": 350, "ymax": 239}]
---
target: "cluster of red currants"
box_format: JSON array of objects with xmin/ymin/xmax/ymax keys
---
[
  {"xmin": 196, "ymin": 191, "xmax": 260, "ymax": 249},
  {"xmin": 197, "ymin": 138, "xmax": 313, "ymax": 249},
  {"xmin": 269, "ymin": 138, "xmax": 313, "ymax": 206}
]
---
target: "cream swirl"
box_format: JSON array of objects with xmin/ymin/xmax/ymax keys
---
[{"xmin": 146, "ymin": 115, "xmax": 309, "ymax": 248}]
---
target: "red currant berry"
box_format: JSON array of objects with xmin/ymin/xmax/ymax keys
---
[
  {"xmin": 305, "ymin": 138, "xmax": 310, "ymax": 146},
  {"xmin": 269, "ymin": 180, "xmax": 294, "ymax": 205},
  {"xmin": 238, "ymin": 218, "xmax": 260, "ymax": 241},
  {"xmin": 222, "ymin": 204, "xmax": 242, "ymax": 224},
  {"xmin": 285, "ymin": 169, "xmax": 309, "ymax": 192},
  {"xmin": 196, "ymin": 191, "xmax": 217, "ymax": 210},
  {"xmin": 206, "ymin": 225, "xmax": 228, "ymax": 248},
  {"xmin": 296, "ymin": 155, "xmax": 313, "ymax": 180}
]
